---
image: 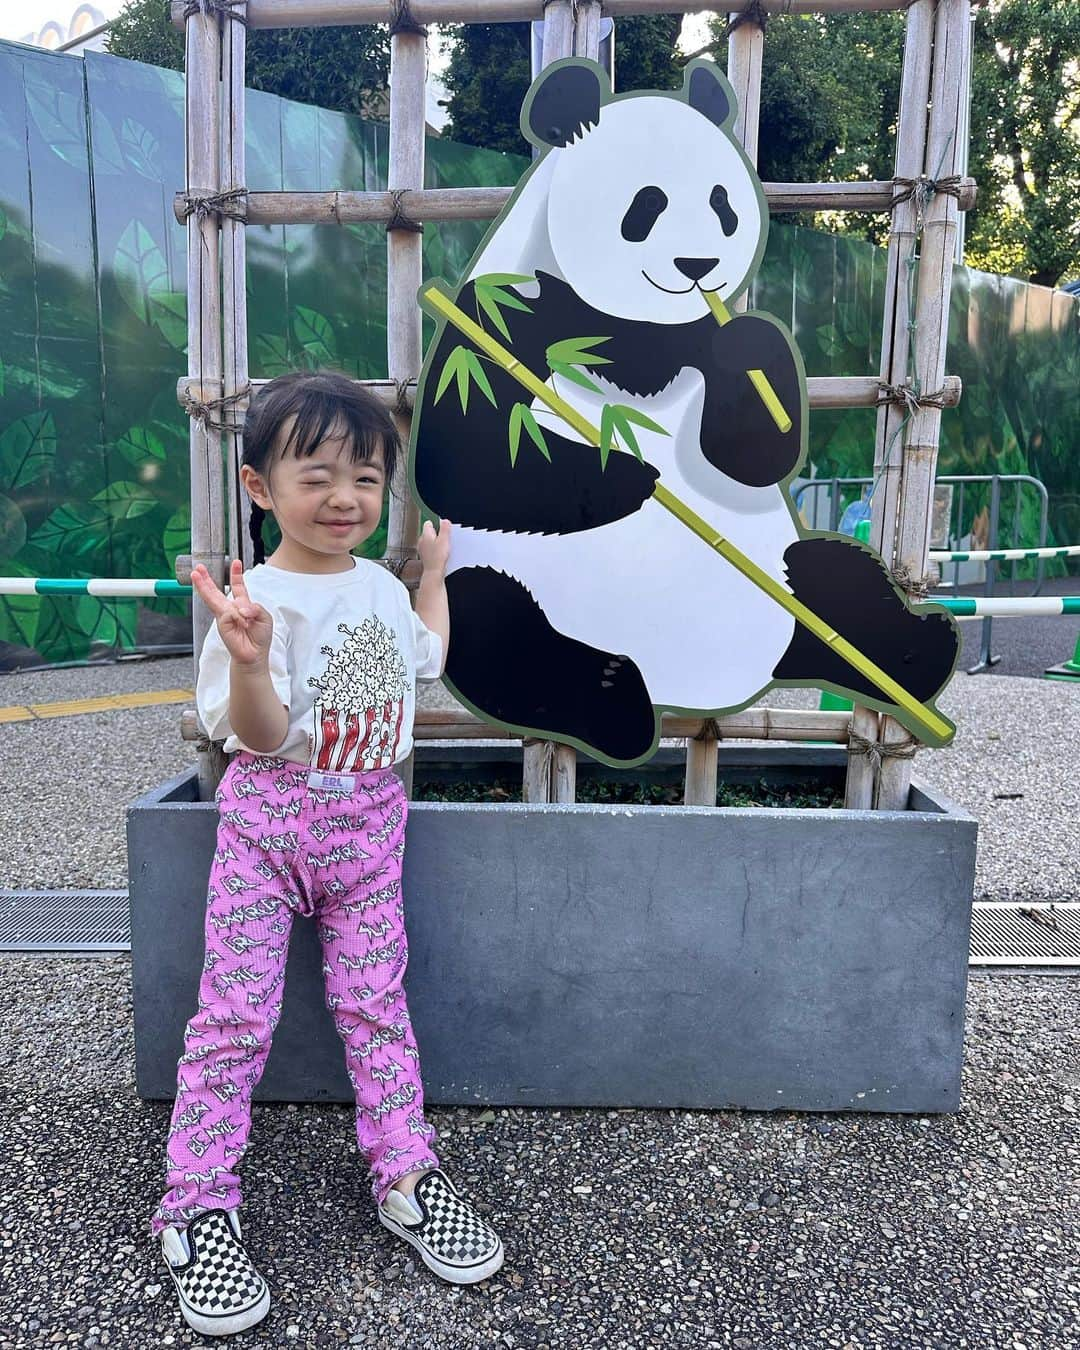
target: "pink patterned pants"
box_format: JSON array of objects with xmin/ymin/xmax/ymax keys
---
[{"xmin": 149, "ymin": 751, "xmax": 439, "ymax": 1236}]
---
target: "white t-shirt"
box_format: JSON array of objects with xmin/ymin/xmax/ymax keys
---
[{"xmin": 197, "ymin": 557, "xmax": 443, "ymax": 770}]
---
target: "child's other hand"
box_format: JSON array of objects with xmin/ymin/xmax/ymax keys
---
[
  {"xmin": 418, "ymin": 518, "xmax": 452, "ymax": 577},
  {"xmin": 192, "ymin": 560, "xmax": 275, "ymax": 668}
]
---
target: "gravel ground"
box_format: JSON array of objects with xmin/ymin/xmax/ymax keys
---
[
  {"xmin": 3, "ymin": 659, "xmax": 1076, "ymax": 904},
  {"xmin": 0, "ymin": 958, "xmax": 1076, "ymax": 1349}
]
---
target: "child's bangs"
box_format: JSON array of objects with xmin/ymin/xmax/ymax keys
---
[{"xmin": 277, "ymin": 392, "xmax": 385, "ymax": 467}]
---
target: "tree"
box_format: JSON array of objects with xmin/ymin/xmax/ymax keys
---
[
  {"xmin": 107, "ymin": 0, "xmax": 390, "ymax": 119},
  {"xmin": 967, "ymin": 0, "xmax": 1080, "ymax": 287},
  {"xmin": 440, "ymin": 24, "xmax": 533, "ymax": 157},
  {"xmin": 705, "ymin": 2, "xmax": 1080, "ymax": 287},
  {"xmin": 441, "ymin": 16, "xmax": 683, "ymax": 157},
  {"xmin": 707, "ymin": 10, "xmax": 905, "ymax": 244}
]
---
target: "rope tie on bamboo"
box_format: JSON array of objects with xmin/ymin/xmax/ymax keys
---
[
  {"xmin": 386, "ymin": 188, "xmax": 423, "ymax": 235},
  {"xmin": 181, "ymin": 383, "xmax": 251, "ymax": 433},
  {"xmin": 180, "ymin": 188, "xmax": 248, "ymax": 223},
  {"xmin": 182, "ymin": 0, "xmax": 247, "ymax": 25},
  {"xmin": 875, "ymin": 381, "xmax": 949, "ymax": 416},
  {"xmin": 890, "ymin": 174, "xmax": 963, "ymax": 210},
  {"xmin": 888, "ymin": 563, "xmax": 935, "ymax": 602},
  {"xmin": 393, "ymin": 379, "xmax": 414, "ymax": 414},
  {"xmin": 724, "ymin": 0, "xmax": 774, "ymax": 36},
  {"xmin": 379, "ymin": 552, "xmax": 412, "ymax": 580},
  {"xmin": 848, "ymin": 731, "xmax": 919, "ymax": 775},
  {"xmin": 388, "ymin": 0, "xmax": 427, "ymax": 37},
  {"xmin": 694, "ymin": 718, "xmax": 722, "ymax": 742}
]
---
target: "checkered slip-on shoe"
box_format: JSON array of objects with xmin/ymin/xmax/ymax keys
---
[
  {"xmin": 378, "ymin": 1167, "xmax": 504, "ymax": 1285},
  {"xmin": 160, "ymin": 1208, "xmax": 270, "ymax": 1337}
]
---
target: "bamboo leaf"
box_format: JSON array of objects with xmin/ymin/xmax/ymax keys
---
[
  {"xmin": 464, "ymin": 351, "xmax": 497, "ymax": 407},
  {"xmin": 546, "ymin": 336, "xmax": 613, "ymax": 366},
  {"xmin": 617, "ymin": 405, "xmax": 670, "ymax": 436},
  {"xmin": 484, "ymin": 285, "xmax": 532, "ymax": 314},
  {"xmin": 550, "ymin": 360, "xmax": 602, "ymax": 395},
  {"xmin": 508, "ymin": 402, "xmax": 524, "ymax": 467},
  {"xmin": 613, "ymin": 409, "xmax": 643, "ymax": 462},
  {"xmin": 518, "ymin": 405, "xmax": 551, "ymax": 462},
  {"xmin": 599, "ymin": 404, "xmax": 617, "ymax": 470},
  {"xmin": 434, "ymin": 346, "xmax": 465, "ymax": 404},
  {"xmin": 474, "ymin": 272, "xmax": 535, "ymax": 288},
  {"xmin": 476, "ymin": 289, "xmax": 513, "ymax": 341},
  {"xmin": 456, "ymin": 355, "xmax": 470, "ymax": 414}
]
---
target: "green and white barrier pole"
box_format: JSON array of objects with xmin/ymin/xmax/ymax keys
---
[
  {"xmin": 0, "ymin": 578, "xmax": 192, "ymax": 597},
  {"xmin": 928, "ymin": 544, "xmax": 1080, "ymax": 564}
]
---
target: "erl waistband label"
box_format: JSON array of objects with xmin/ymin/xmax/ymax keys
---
[{"xmin": 307, "ymin": 770, "xmax": 356, "ymax": 791}]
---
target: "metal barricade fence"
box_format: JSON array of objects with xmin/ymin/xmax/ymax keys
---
[{"xmin": 791, "ymin": 474, "xmax": 1050, "ymax": 674}]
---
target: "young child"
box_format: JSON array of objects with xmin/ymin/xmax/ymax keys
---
[{"xmin": 150, "ymin": 371, "xmax": 503, "ymax": 1337}]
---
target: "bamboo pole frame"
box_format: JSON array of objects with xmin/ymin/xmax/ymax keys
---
[
  {"xmin": 177, "ymin": 0, "xmax": 971, "ymax": 812},
  {"xmin": 184, "ymin": 1, "xmax": 228, "ymax": 800},
  {"xmin": 875, "ymin": 0, "xmax": 971, "ymax": 811},
  {"xmin": 174, "ymin": 179, "xmax": 976, "ymax": 227},
  {"xmin": 183, "ymin": 706, "xmax": 855, "ymax": 744},
  {"xmin": 221, "ymin": 3, "xmax": 249, "ymax": 570},
  {"xmin": 178, "ymin": 372, "xmax": 962, "ymax": 415},
  {"xmin": 844, "ymin": 0, "xmax": 935, "ymax": 810},
  {"xmin": 384, "ymin": 18, "xmax": 428, "ymax": 798}
]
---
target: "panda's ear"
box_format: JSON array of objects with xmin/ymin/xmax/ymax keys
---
[
  {"xmin": 686, "ymin": 63, "xmax": 731, "ymax": 128},
  {"xmin": 526, "ymin": 62, "xmax": 603, "ymax": 148}
]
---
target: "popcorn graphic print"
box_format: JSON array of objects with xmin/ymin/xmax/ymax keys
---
[{"xmin": 308, "ymin": 618, "xmax": 411, "ymax": 772}]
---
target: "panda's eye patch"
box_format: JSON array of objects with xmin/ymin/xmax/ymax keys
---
[
  {"xmin": 621, "ymin": 187, "xmax": 669, "ymax": 243},
  {"xmin": 710, "ymin": 184, "xmax": 739, "ymax": 237}
]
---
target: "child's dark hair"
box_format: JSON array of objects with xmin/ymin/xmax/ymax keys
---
[{"xmin": 242, "ymin": 371, "xmax": 401, "ymax": 564}]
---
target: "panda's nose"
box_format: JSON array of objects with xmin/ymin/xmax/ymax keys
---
[{"xmin": 674, "ymin": 257, "xmax": 718, "ymax": 282}]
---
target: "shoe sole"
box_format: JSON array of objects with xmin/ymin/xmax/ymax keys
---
[
  {"xmin": 168, "ymin": 1276, "xmax": 271, "ymax": 1338},
  {"xmin": 377, "ymin": 1208, "xmax": 505, "ymax": 1285}
]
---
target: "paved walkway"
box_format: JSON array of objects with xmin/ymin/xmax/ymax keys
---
[
  {"xmin": 0, "ymin": 655, "xmax": 1077, "ymax": 1347},
  {"xmin": 1, "ymin": 959, "xmax": 1075, "ymax": 1349}
]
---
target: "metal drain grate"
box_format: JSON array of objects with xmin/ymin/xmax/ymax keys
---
[
  {"xmin": 970, "ymin": 903, "xmax": 1080, "ymax": 967},
  {"xmin": 0, "ymin": 890, "xmax": 130, "ymax": 953},
  {"xmin": 0, "ymin": 893, "xmax": 1075, "ymax": 965}
]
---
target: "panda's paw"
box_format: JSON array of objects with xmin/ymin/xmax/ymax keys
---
[{"xmin": 776, "ymin": 537, "xmax": 960, "ymax": 704}]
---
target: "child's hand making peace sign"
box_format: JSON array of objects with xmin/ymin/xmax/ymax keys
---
[{"xmin": 191, "ymin": 559, "xmax": 275, "ymax": 668}]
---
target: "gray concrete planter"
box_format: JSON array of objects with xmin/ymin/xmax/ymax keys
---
[{"xmin": 127, "ymin": 746, "xmax": 977, "ymax": 1113}]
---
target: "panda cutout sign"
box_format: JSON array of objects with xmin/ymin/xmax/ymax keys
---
[{"xmin": 410, "ymin": 59, "xmax": 960, "ymax": 767}]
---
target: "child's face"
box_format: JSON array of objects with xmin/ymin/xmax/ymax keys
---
[{"xmin": 242, "ymin": 419, "xmax": 386, "ymax": 568}]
